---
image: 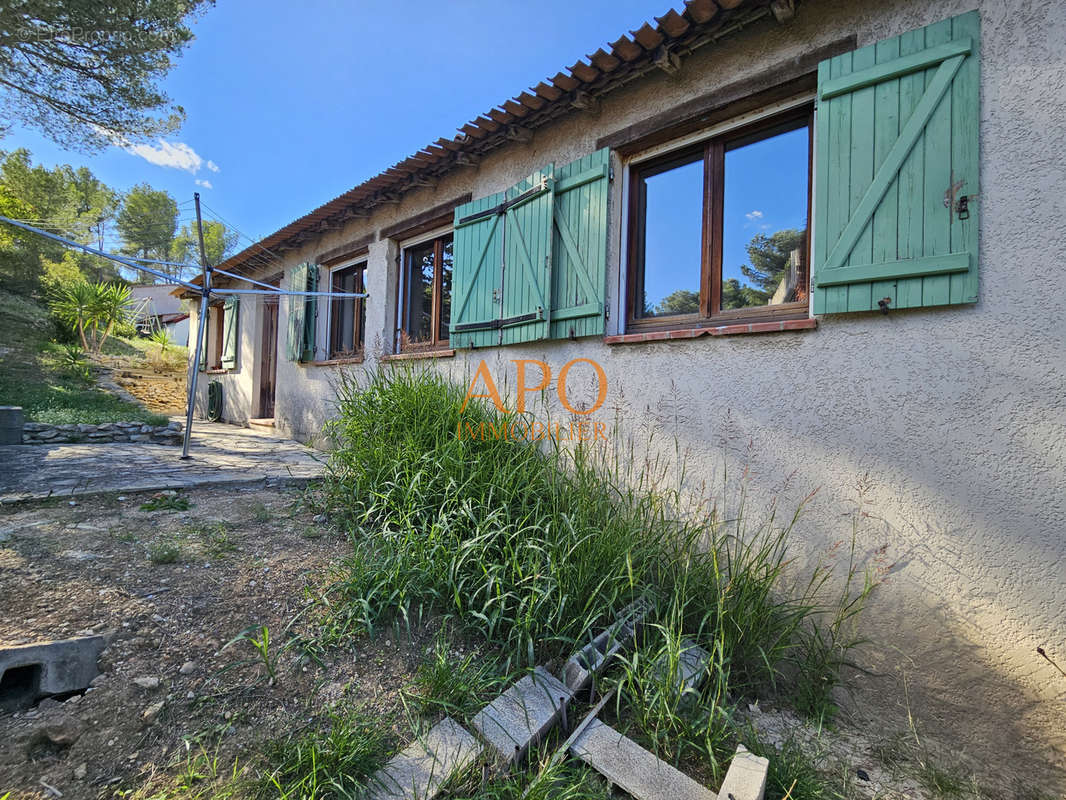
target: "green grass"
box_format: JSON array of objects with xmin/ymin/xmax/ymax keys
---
[
  {"xmin": 0, "ymin": 289, "xmax": 168, "ymax": 425},
  {"xmin": 260, "ymin": 707, "xmax": 395, "ymax": 799},
  {"xmin": 402, "ymin": 630, "xmax": 507, "ymax": 722},
  {"xmin": 313, "ymin": 368, "xmax": 877, "ymax": 798},
  {"xmin": 141, "ymin": 493, "xmax": 191, "ymax": 511}
]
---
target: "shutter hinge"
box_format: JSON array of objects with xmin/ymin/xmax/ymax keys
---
[
  {"xmin": 604, "ymin": 305, "xmax": 610, "ymax": 321},
  {"xmin": 609, "ymin": 167, "xmax": 615, "ymax": 182}
]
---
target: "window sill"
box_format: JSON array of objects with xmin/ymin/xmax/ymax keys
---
[
  {"xmin": 311, "ymin": 355, "xmax": 365, "ymax": 366},
  {"xmin": 203, "ymin": 368, "xmax": 229, "ymax": 374},
  {"xmin": 605, "ymin": 318, "xmax": 816, "ymax": 344},
  {"xmin": 382, "ymin": 348, "xmax": 456, "ymax": 362}
]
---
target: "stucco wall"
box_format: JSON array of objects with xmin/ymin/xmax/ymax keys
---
[{"xmin": 189, "ymin": 0, "xmax": 1066, "ymax": 788}]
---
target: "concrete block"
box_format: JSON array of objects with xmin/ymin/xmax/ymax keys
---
[
  {"xmin": 0, "ymin": 636, "xmax": 107, "ymax": 711},
  {"xmin": 652, "ymin": 638, "xmax": 710, "ymax": 698},
  {"xmin": 366, "ymin": 717, "xmax": 481, "ymax": 800},
  {"xmin": 718, "ymin": 745, "xmax": 768, "ymax": 800},
  {"xmin": 471, "ymin": 666, "xmax": 573, "ymax": 766},
  {"xmin": 570, "ymin": 719, "xmax": 716, "ymax": 800},
  {"xmin": 0, "ymin": 406, "xmax": 24, "ymax": 445},
  {"xmin": 562, "ymin": 594, "xmax": 654, "ymax": 692}
]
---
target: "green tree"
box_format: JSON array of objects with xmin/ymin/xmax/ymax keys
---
[
  {"xmin": 654, "ymin": 289, "xmax": 699, "ymax": 316},
  {"xmin": 117, "ymin": 183, "xmax": 178, "ymax": 263},
  {"xmin": 739, "ymin": 228, "xmax": 806, "ymax": 294},
  {"xmin": 170, "ymin": 219, "xmax": 238, "ymax": 273},
  {"xmin": 0, "ymin": 0, "xmax": 213, "ymax": 150},
  {"xmin": 0, "ymin": 148, "xmax": 120, "ymax": 291}
]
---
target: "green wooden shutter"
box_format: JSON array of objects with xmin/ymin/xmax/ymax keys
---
[
  {"xmin": 550, "ymin": 147, "xmax": 609, "ymax": 339},
  {"xmin": 452, "ymin": 190, "xmax": 505, "ymax": 348},
  {"xmin": 302, "ymin": 264, "xmax": 318, "ymax": 361},
  {"xmin": 812, "ymin": 10, "xmax": 979, "ymax": 313},
  {"xmin": 286, "ymin": 263, "xmax": 308, "ymax": 361},
  {"xmin": 451, "ymin": 165, "xmax": 554, "ymax": 347},
  {"xmin": 221, "ymin": 296, "xmax": 239, "ymax": 369}
]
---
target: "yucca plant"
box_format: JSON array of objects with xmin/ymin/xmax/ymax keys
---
[
  {"xmin": 149, "ymin": 326, "xmax": 174, "ymax": 353},
  {"xmin": 49, "ymin": 280, "xmax": 133, "ymax": 354}
]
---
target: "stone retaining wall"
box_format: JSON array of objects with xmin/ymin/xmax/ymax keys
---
[{"xmin": 21, "ymin": 421, "xmax": 183, "ymax": 446}]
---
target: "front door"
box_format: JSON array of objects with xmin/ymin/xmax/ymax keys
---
[{"xmin": 259, "ymin": 298, "xmax": 278, "ymax": 418}]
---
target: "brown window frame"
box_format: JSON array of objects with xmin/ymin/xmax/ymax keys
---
[
  {"xmin": 209, "ymin": 303, "xmax": 225, "ymax": 370},
  {"xmin": 398, "ymin": 232, "xmax": 452, "ymax": 352},
  {"xmin": 328, "ymin": 261, "xmax": 367, "ymax": 360},
  {"xmin": 626, "ymin": 104, "xmax": 813, "ymax": 331}
]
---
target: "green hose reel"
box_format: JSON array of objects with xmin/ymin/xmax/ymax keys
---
[{"xmin": 206, "ymin": 380, "xmax": 223, "ymax": 422}]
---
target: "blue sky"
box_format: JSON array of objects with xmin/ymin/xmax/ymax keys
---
[{"xmin": 4, "ymin": 0, "xmax": 671, "ymax": 250}]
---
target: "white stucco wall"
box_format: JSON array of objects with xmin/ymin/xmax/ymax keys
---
[{"xmin": 189, "ymin": 0, "xmax": 1066, "ymax": 789}]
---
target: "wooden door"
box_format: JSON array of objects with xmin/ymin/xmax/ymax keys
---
[{"xmin": 259, "ymin": 298, "xmax": 278, "ymax": 419}]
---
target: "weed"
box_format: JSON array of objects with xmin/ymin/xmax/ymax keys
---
[
  {"xmin": 148, "ymin": 540, "xmax": 182, "ymax": 565},
  {"xmin": 402, "ymin": 630, "xmax": 505, "ymax": 721},
  {"xmin": 261, "ymin": 707, "xmax": 394, "ymax": 799},
  {"xmin": 250, "ymin": 502, "xmax": 273, "ymax": 523},
  {"xmin": 221, "ymin": 624, "xmax": 283, "ymax": 683},
  {"xmin": 192, "ymin": 521, "xmax": 237, "ymax": 558},
  {"xmin": 140, "ymin": 493, "xmax": 191, "ymax": 512},
  {"xmin": 114, "ymin": 529, "xmax": 138, "ymax": 543}
]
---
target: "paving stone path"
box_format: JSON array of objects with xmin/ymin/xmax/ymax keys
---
[{"xmin": 0, "ymin": 421, "xmax": 324, "ymax": 503}]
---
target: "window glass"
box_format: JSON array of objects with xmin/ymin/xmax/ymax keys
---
[
  {"xmin": 636, "ymin": 157, "xmax": 703, "ymax": 318},
  {"xmin": 439, "ymin": 238, "xmax": 453, "ymax": 341},
  {"xmin": 403, "ymin": 242, "xmax": 435, "ymax": 345},
  {"xmin": 721, "ymin": 126, "xmax": 809, "ymax": 310},
  {"xmin": 330, "ymin": 264, "xmax": 364, "ymax": 357}
]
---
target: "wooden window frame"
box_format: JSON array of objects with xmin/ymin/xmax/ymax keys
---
[
  {"xmin": 326, "ymin": 259, "xmax": 367, "ymax": 360},
  {"xmin": 397, "ymin": 230, "xmax": 452, "ymax": 353},
  {"xmin": 209, "ymin": 303, "xmax": 225, "ymax": 370},
  {"xmin": 626, "ymin": 104, "xmax": 814, "ymax": 332}
]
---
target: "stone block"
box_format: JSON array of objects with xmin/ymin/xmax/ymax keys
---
[
  {"xmin": 366, "ymin": 717, "xmax": 481, "ymax": 800},
  {"xmin": 0, "ymin": 636, "xmax": 107, "ymax": 712},
  {"xmin": 471, "ymin": 667, "xmax": 573, "ymax": 766},
  {"xmin": 570, "ymin": 719, "xmax": 716, "ymax": 800},
  {"xmin": 718, "ymin": 745, "xmax": 769, "ymax": 800}
]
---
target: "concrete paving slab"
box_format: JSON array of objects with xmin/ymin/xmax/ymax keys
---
[
  {"xmin": 570, "ymin": 718, "xmax": 717, "ymax": 800},
  {"xmin": 366, "ymin": 717, "xmax": 481, "ymax": 800},
  {"xmin": 0, "ymin": 421, "xmax": 323, "ymax": 503},
  {"xmin": 562, "ymin": 594, "xmax": 654, "ymax": 692},
  {"xmin": 471, "ymin": 666, "xmax": 574, "ymax": 766},
  {"xmin": 718, "ymin": 745, "xmax": 769, "ymax": 800}
]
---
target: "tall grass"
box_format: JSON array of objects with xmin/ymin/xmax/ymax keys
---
[{"xmin": 318, "ymin": 368, "xmax": 873, "ymax": 724}]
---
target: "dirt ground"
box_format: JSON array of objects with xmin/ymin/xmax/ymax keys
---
[{"xmin": 0, "ymin": 485, "xmax": 430, "ymax": 800}]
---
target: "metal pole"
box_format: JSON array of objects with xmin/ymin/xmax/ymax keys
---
[
  {"xmin": 181, "ymin": 193, "xmax": 213, "ymax": 459},
  {"xmin": 0, "ymin": 216, "xmax": 200, "ymax": 290}
]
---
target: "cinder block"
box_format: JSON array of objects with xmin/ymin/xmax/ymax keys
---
[
  {"xmin": 562, "ymin": 594, "xmax": 654, "ymax": 692},
  {"xmin": 652, "ymin": 638, "xmax": 710, "ymax": 697},
  {"xmin": 0, "ymin": 636, "xmax": 107, "ymax": 711},
  {"xmin": 570, "ymin": 718, "xmax": 716, "ymax": 800},
  {"xmin": 366, "ymin": 717, "xmax": 481, "ymax": 800},
  {"xmin": 471, "ymin": 667, "xmax": 573, "ymax": 766},
  {"xmin": 718, "ymin": 745, "xmax": 769, "ymax": 800}
]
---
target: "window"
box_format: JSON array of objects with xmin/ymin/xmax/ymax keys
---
[
  {"xmin": 328, "ymin": 261, "xmax": 366, "ymax": 359},
  {"xmin": 627, "ymin": 107, "xmax": 812, "ymax": 327},
  {"xmin": 198, "ymin": 302, "xmax": 225, "ymax": 371},
  {"xmin": 399, "ymin": 232, "xmax": 452, "ymax": 350}
]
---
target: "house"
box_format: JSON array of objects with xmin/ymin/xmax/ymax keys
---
[
  {"xmin": 129, "ymin": 283, "xmax": 190, "ymax": 345},
  {"xmin": 181, "ymin": 0, "xmax": 1066, "ymax": 787}
]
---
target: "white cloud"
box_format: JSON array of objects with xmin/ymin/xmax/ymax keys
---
[
  {"xmin": 121, "ymin": 138, "xmax": 207, "ymax": 173},
  {"xmin": 206, "ymin": 160, "xmax": 220, "ymax": 173},
  {"xmin": 745, "ymin": 210, "xmax": 764, "ymax": 220},
  {"xmin": 195, "ymin": 179, "xmax": 213, "ymax": 189}
]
